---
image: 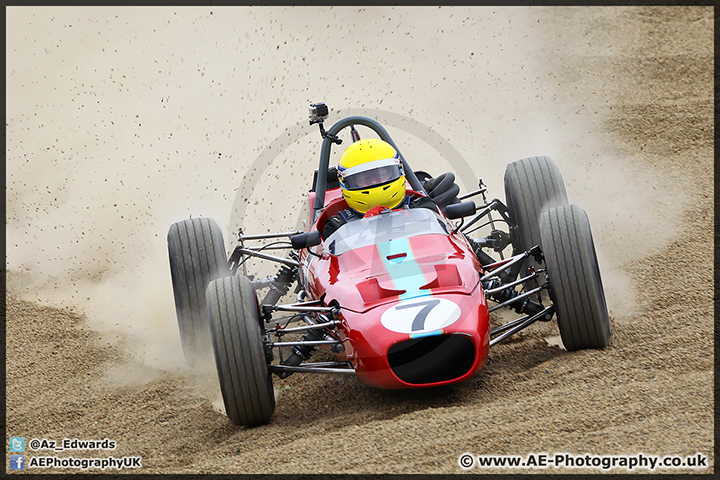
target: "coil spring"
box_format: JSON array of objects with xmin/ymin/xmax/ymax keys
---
[
  {"xmin": 483, "ymin": 278, "xmax": 545, "ymax": 317},
  {"xmin": 261, "ymin": 251, "xmax": 298, "ymax": 306},
  {"xmin": 484, "ymin": 278, "xmax": 520, "ymax": 305}
]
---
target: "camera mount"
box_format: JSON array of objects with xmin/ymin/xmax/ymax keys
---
[{"xmin": 308, "ymin": 102, "xmax": 342, "ymax": 145}]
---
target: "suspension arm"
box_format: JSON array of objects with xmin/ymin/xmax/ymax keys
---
[
  {"xmin": 243, "ymin": 244, "xmax": 295, "ymax": 251},
  {"xmin": 458, "ymin": 186, "xmax": 487, "ymax": 201},
  {"xmin": 459, "ymin": 199, "xmax": 501, "ymax": 234},
  {"xmin": 268, "ymin": 364, "xmax": 356, "ymax": 375},
  {"xmin": 238, "ymin": 230, "xmax": 303, "ymax": 241},
  {"xmin": 231, "ymin": 246, "xmax": 300, "ymax": 267},
  {"xmin": 480, "ymin": 245, "xmax": 541, "ymax": 282},
  {"xmin": 270, "ymin": 320, "xmax": 340, "ymax": 335},
  {"xmin": 487, "ymin": 285, "xmax": 546, "ymax": 313},
  {"xmin": 269, "ymin": 339, "xmax": 342, "ymax": 347},
  {"xmin": 489, "ymin": 305, "xmax": 555, "ymax": 347},
  {"xmin": 263, "ymin": 303, "xmax": 338, "ymax": 315},
  {"xmin": 484, "ymin": 271, "xmax": 539, "ymax": 295}
]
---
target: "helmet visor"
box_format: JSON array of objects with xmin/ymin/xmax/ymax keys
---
[
  {"xmin": 343, "ymin": 165, "xmax": 403, "ymax": 190},
  {"xmin": 339, "ymin": 157, "xmax": 404, "ymax": 190}
]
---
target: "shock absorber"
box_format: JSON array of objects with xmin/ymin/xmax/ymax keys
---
[
  {"xmin": 278, "ymin": 328, "xmax": 326, "ymax": 379},
  {"xmin": 261, "ymin": 252, "xmax": 298, "ymax": 306},
  {"xmin": 277, "ymin": 313, "xmax": 343, "ymax": 378},
  {"xmin": 483, "ymin": 278, "xmax": 545, "ymax": 317},
  {"xmin": 465, "ymin": 235, "xmax": 497, "ymax": 266}
]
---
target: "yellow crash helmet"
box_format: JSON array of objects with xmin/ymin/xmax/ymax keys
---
[{"xmin": 337, "ymin": 138, "xmax": 406, "ymax": 214}]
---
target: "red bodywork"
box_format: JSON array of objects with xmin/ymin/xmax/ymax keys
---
[{"xmin": 298, "ymin": 187, "xmax": 490, "ymax": 389}]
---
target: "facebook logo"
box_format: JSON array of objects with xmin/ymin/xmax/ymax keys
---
[
  {"xmin": 9, "ymin": 436, "xmax": 25, "ymax": 452},
  {"xmin": 9, "ymin": 455, "xmax": 25, "ymax": 470}
]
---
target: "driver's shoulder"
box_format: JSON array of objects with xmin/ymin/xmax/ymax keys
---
[
  {"xmin": 338, "ymin": 208, "xmax": 359, "ymax": 221},
  {"xmin": 322, "ymin": 208, "xmax": 359, "ymax": 239}
]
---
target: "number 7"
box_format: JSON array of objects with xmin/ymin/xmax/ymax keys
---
[{"xmin": 397, "ymin": 299, "xmax": 441, "ymax": 331}]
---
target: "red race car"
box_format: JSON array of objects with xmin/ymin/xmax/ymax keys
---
[{"xmin": 167, "ymin": 103, "xmax": 611, "ymax": 426}]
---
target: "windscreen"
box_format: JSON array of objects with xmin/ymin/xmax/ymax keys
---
[{"xmin": 324, "ymin": 208, "xmax": 450, "ymax": 255}]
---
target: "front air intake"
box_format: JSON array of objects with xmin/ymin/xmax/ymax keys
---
[{"xmin": 388, "ymin": 334, "xmax": 475, "ymax": 385}]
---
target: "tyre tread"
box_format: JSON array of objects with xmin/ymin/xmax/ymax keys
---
[
  {"xmin": 207, "ymin": 276, "xmax": 275, "ymax": 426},
  {"xmin": 504, "ymin": 156, "xmax": 568, "ymax": 274},
  {"xmin": 167, "ymin": 218, "xmax": 228, "ymax": 364},
  {"xmin": 539, "ymin": 205, "xmax": 611, "ymax": 351}
]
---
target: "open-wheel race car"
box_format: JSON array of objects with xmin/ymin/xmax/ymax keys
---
[{"xmin": 167, "ymin": 103, "xmax": 611, "ymax": 426}]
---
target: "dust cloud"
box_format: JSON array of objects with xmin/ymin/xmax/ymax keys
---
[{"xmin": 7, "ymin": 7, "xmax": 683, "ymax": 372}]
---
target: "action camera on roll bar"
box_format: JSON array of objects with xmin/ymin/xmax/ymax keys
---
[
  {"xmin": 308, "ymin": 103, "xmax": 329, "ymax": 125},
  {"xmin": 309, "ymin": 102, "xmax": 341, "ymax": 145}
]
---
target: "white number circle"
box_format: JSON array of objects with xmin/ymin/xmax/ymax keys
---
[{"xmin": 381, "ymin": 297, "xmax": 461, "ymax": 334}]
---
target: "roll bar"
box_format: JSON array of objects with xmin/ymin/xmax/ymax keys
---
[{"xmin": 313, "ymin": 116, "xmax": 427, "ymax": 222}]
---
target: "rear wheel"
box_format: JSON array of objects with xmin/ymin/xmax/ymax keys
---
[
  {"xmin": 539, "ymin": 205, "xmax": 611, "ymax": 351},
  {"xmin": 168, "ymin": 217, "xmax": 229, "ymax": 365},
  {"xmin": 207, "ymin": 275, "xmax": 275, "ymax": 426},
  {"xmin": 504, "ymin": 156, "xmax": 569, "ymax": 275}
]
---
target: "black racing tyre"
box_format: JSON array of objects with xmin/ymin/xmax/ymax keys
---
[
  {"xmin": 539, "ymin": 205, "xmax": 611, "ymax": 351},
  {"xmin": 207, "ymin": 275, "xmax": 275, "ymax": 426},
  {"xmin": 167, "ymin": 217, "xmax": 229, "ymax": 365},
  {"xmin": 504, "ymin": 156, "xmax": 569, "ymax": 275}
]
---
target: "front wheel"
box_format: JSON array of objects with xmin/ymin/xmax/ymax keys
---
[
  {"xmin": 504, "ymin": 156, "xmax": 569, "ymax": 275},
  {"xmin": 167, "ymin": 217, "xmax": 229, "ymax": 365},
  {"xmin": 207, "ymin": 275, "xmax": 275, "ymax": 426},
  {"xmin": 539, "ymin": 205, "xmax": 611, "ymax": 351}
]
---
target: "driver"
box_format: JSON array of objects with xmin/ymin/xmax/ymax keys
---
[{"xmin": 321, "ymin": 138, "xmax": 437, "ymax": 240}]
